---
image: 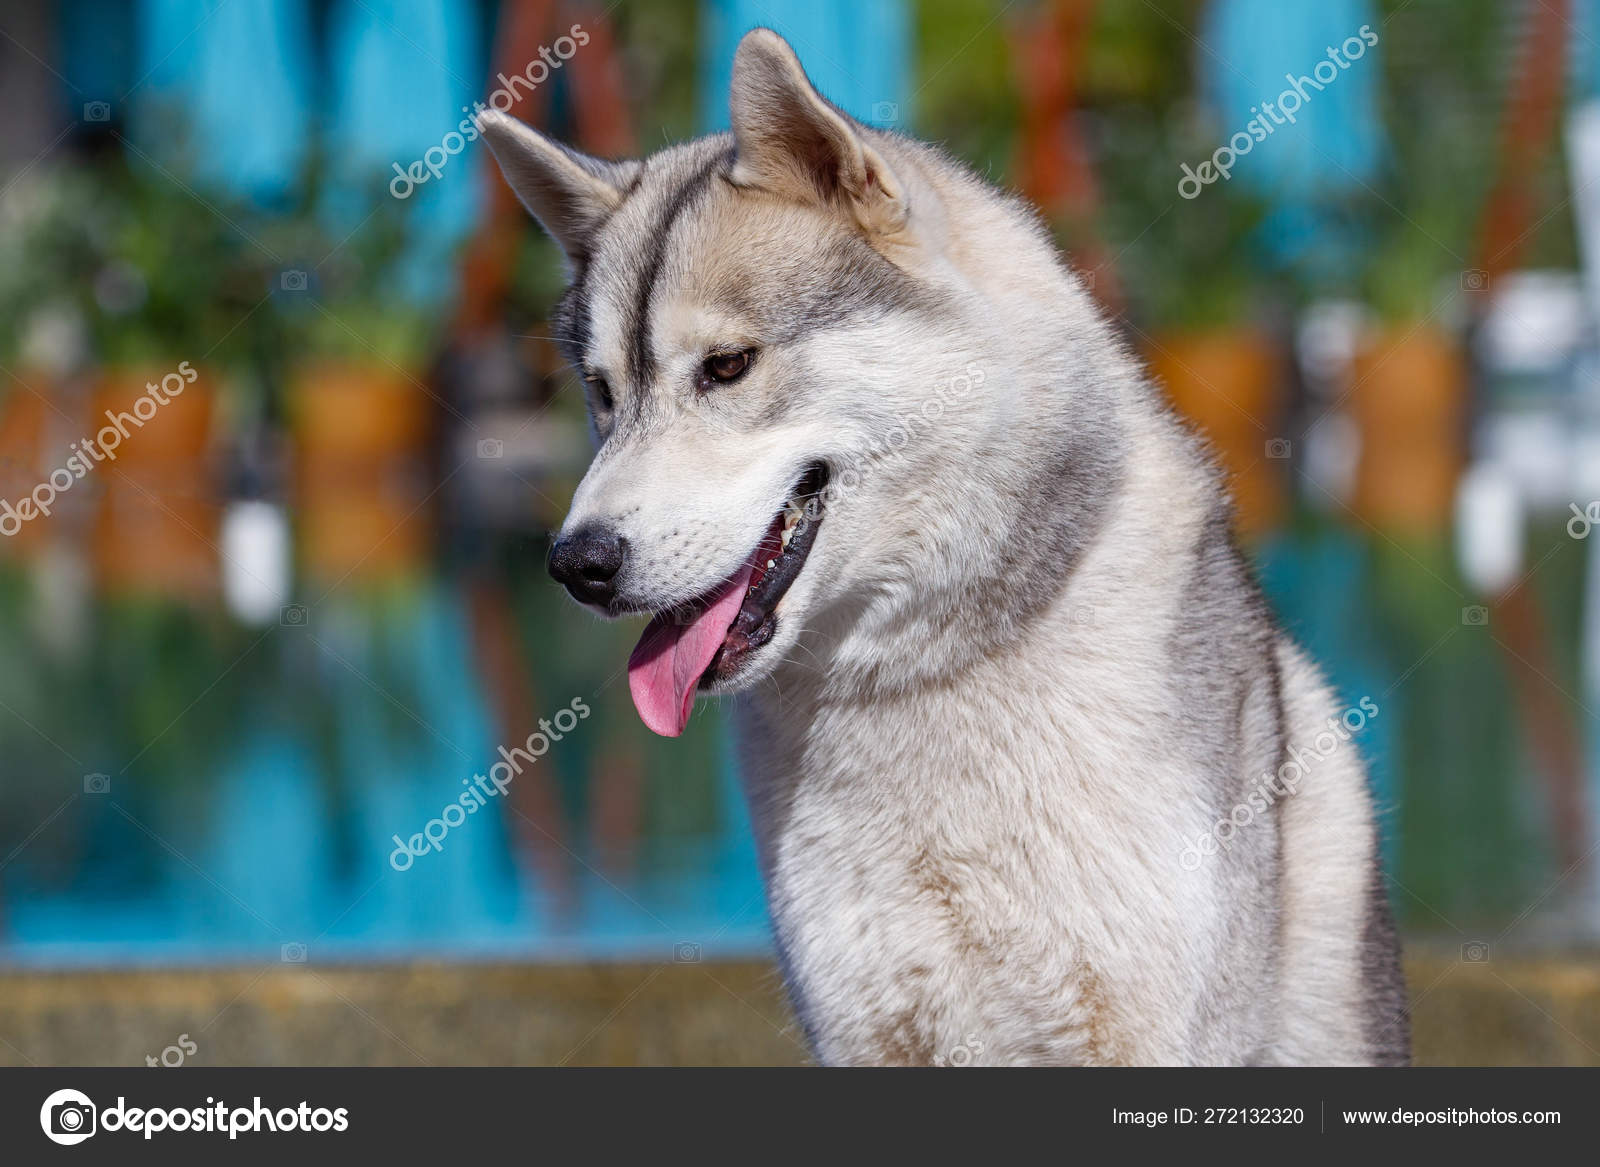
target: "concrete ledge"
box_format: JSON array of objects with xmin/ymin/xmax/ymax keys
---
[
  {"xmin": 0, "ymin": 962, "xmax": 808, "ymax": 1067},
  {"xmin": 0, "ymin": 951, "xmax": 1595, "ymax": 1065},
  {"xmin": 1407, "ymin": 952, "xmax": 1600, "ymax": 1066}
]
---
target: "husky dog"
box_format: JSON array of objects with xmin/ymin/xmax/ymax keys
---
[{"xmin": 478, "ymin": 28, "xmax": 1409, "ymax": 1066}]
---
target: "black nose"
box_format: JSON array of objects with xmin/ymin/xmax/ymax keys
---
[{"xmin": 548, "ymin": 525, "xmax": 627, "ymax": 605}]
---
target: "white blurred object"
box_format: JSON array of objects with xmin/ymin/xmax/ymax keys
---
[
  {"xmin": 1456, "ymin": 464, "xmax": 1524, "ymax": 594},
  {"xmin": 1565, "ymin": 100, "xmax": 1600, "ymax": 919},
  {"xmin": 1475, "ymin": 271, "xmax": 1587, "ymax": 377},
  {"xmin": 32, "ymin": 542, "xmax": 91, "ymax": 657},
  {"xmin": 1565, "ymin": 101, "xmax": 1600, "ymax": 321},
  {"xmin": 19, "ymin": 304, "xmax": 88, "ymax": 376},
  {"xmin": 1479, "ymin": 410, "xmax": 1581, "ymax": 510},
  {"xmin": 221, "ymin": 500, "xmax": 291, "ymax": 625},
  {"xmin": 1575, "ymin": 431, "xmax": 1600, "ymax": 501},
  {"xmin": 1296, "ymin": 300, "xmax": 1370, "ymax": 514},
  {"xmin": 1295, "ymin": 300, "xmax": 1370, "ymax": 394},
  {"xmin": 1301, "ymin": 413, "xmax": 1360, "ymax": 508}
]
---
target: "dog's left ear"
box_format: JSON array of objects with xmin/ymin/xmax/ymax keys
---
[
  {"xmin": 728, "ymin": 28, "xmax": 908, "ymax": 236},
  {"xmin": 477, "ymin": 109, "xmax": 639, "ymax": 267}
]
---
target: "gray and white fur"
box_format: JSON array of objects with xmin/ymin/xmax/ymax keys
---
[{"xmin": 479, "ymin": 28, "xmax": 1409, "ymax": 1066}]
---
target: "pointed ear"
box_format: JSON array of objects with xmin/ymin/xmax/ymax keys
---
[
  {"xmin": 727, "ymin": 29, "xmax": 907, "ymax": 235},
  {"xmin": 476, "ymin": 109, "xmax": 638, "ymax": 265}
]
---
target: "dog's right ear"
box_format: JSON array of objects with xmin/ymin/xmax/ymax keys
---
[
  {"xmin": 477, "ymin": 110, "xmax": 638, "ymax": 266},
  {"xmin": 728, "ymin": 28, "xmax": 907, "ymax": 236}
]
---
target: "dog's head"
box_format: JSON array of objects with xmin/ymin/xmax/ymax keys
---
[{"xmin": 481, "ymin": 29, "xmax": 1022, "ymax": 735}]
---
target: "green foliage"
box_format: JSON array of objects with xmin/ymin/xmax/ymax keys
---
[
  {"xmin": 1367, "ymin": 537, "xmax": 1550, "ymax": 925},
  {"xmin": 1084, "ymin": 1, "xmax": 1269, "ymax": 331},
  {"xmin": 1364, "ymin": 0, "xmax": 1577, "ymax": 318},
  {"xmin": 615, "ymin": 0, "xmax": 702, "ymax": 143},
  {"xmin": 1084, "ymin": 0, "xmax": 1195, "ymax": 105},
  {"xmin": 913, "ymin": 0, "xmax": 1023, "ymax": 178},
  {"xmin": 0, "ymin": 144, "xmax": 434, "ymax": 387},
  {"xmin": 1094, "ymin": 113, "xmax": 1272, "ymax": 331}
]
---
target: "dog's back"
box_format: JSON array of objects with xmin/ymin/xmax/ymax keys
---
[{"xmin": 1273, "ymin": 640, "xmax": 1411, "ymax": 1065}]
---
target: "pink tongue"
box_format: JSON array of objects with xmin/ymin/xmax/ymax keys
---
[{"xmin": 627, "ymin": 562, "xmax": 755, "ymax": 737}]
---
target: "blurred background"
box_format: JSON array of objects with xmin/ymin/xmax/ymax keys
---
[{"xmin": 1, "ymin": 0, "xmax": 1599, "ymax": 1065}]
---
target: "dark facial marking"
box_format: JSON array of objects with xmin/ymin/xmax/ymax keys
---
[
  {"xmin": 554, "ymin": 262, "xmax": 595, "ymax": 374},
  {"xmin": 553, "ymin": 161, "xmax": 646, "ymax": 373},
  {"xmin": 626, "ymin": 146, "xmax": 737, "ymax": 395},
  {"xmin": 759, "ymin": 234, "xmax": 940, "ymax": 343}
]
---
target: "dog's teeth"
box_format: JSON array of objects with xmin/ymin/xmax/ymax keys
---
[
  {"xmin": 766, "ymin": 559, "xmax": 776, "ymax": 569},
  {"xmin": 780, "ymin": 527, "xmax": 794, "ymax": 550}
]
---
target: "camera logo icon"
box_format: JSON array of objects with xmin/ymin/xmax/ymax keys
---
[
  {"xmin": 932, "ymin": 1033, "xmax": 986, "ymax": 1067},
  {"xmin": 871, "ymin": 100, "xmax": 901, "ymax": 125},
  {"xmin": 279, "ymin": 604, "xmax": 308, "ymax": 627},
  {"xmin": 477, "ymin": 438, "xmax": 504, "ymax": 459},
  {"xmin": 673, "ymin": 941, "xmax": 702, "ymax": 963},
  {"xmin": 1461, "ymin": 269, "xmax": 1490, "ymax": 292},
  {"xmin": 1461, "ymin": 605, "xmax": 1489, "ymax": 627},
  {"xmin": 40, "ymin": 1088, "xmax": 97, "ymax": 1145},
  {"xmin": 83, "ymin": 773, "xmax": 111, "ymax": 795},
  {"xmin": 1265, "ymin": 438, "xmax": 1292, "ymax": 460},
  {"xmin": 83, "ymin": 101, "xmax": 111, "ymax": 123},
  {"xmin": 1461, "ymin": 940, "xmax": 1491, "ymax": 963},
  {"xmin": 280, "ymin": 269, "xmax": 308, "ymax": 292},
  {"xmin": 281, "ymin": 941, "xmax": 308, "ymax": 963}
]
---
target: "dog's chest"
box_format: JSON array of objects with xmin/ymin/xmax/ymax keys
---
[{"xmin": 738, "ymin": 687, "xmax": 1225, "ymax": 1065}]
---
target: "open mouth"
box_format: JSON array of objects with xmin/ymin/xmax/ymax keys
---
[{"xmin": 626, "ymin": 462, "xmax": 829, "ymax": 737}]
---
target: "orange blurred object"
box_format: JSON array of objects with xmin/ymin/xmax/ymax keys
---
[
  {"xmin": 90, "ymin": 366, "xmax": 220, "ymax": 600},
  {"xmin": 1348, "ymin": 325, "xmax": 1466, "ymax": 533},
  {"xmin": 89, "ymin": 364, "xmax": 212, "ymax": 468},
  {"xmin": 0, "ymin": 377, "xmax": 52, "ymax": 559},
  {"xmin": 292, "ymin": 361, "xmax": 433, "ymax": 465},
  {"xmin": 291, "ymin": 362, "xmax": 433, "ymax": 584},
  {"xmin": 1147, "ymin": 330, "xmax": 1285, "ymax": 538}
]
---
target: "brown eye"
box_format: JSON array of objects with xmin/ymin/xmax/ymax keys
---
[
  {"xmin": 585, "ymin": 374, "xmax": 613, "ymax": 411},
  {"xmin": 702, "ymin": 349, "xmax": 752, "ymax": 385}
]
